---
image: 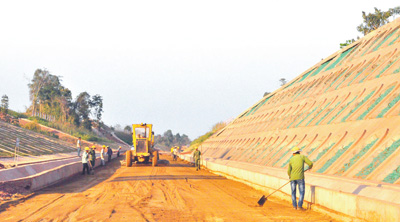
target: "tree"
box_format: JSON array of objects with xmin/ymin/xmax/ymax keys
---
[
  {"xmin": 90, "ymin": 94, "xmax": 103, "ymax": 126},
  {"xmin": 75, "ymin": 92, "xmax": 92, "ymax": 130},
  {"xmin": 27, "ymin": 69, "xmax": 73, "ymax": 122},
  {"xmin": 357, "ymin": 7, "xmax": 400, "ymax": 36},
  {"xmin": 124, "ymin": 125, "xmax": 132, "ymax": 132},
  {"xmin": 1, "ymin": 95, "xmax": 9, "ymax": 114},
  {"xmin": 340, "ymin": 39, "xmax": 356, "ymax": 49},
  {"xmin": 279, "ymin": 78, "xmax": 287, "ymax": 86}
]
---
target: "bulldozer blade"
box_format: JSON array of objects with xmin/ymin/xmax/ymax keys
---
[{"xmin": 257, "ymin": 195, "xmax": 266, "ymax": 206}]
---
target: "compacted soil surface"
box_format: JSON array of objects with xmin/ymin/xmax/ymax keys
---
[{"xmin": 0, "ymin": 155, "xmax": 339, "ymax": 221}]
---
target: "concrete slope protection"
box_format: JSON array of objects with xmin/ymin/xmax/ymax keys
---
[
  {"xmin": 203, "ymin": 18, "xmax": 400, "ymax": 184},
  {"xmin": 0, "ymin": 156, "xmax": 337, "ymax": 222},
  {"xmin": 0, "ymin": 120, "xmax": 76, "ymax": 158},
  {"xmin": 199, "ymin": 18, "xmax": 400, "ymax": 221}
]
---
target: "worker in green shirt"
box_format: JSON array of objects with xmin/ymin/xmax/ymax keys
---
[
  {"xmin": 193, "ymin": 147, "xmax": 201, "ymax": 171},
  {"xmin": 287, "ymin": 146, "xmax": 313, "ymax": 210}
]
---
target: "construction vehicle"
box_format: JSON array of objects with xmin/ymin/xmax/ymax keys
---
[{"xmin": 126, "ymin": 123, "xmax": 159, "ymax": 167}]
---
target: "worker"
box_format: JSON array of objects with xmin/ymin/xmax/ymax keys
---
[
  {"xmin": 287, "ymin": 146, "xmax": 313, "ymax": 211},
  {"xmin": 117, "ymin": 146, "xmax": 122, "ymax": 157},
  {"xmin": 173, "ymin": 147, "xmax": 178, "ymax": 161},
  {"xmin": 107, "ymin": 146, "xmax": 112, "ymax": 162},
  {"xmin": 100, "ymin": 145, "xmax": 106, "ymax": 166},
  {"xmin": 77, "ymin": 137, "xmax": 82, "ymax": 157},
  {"xmin": 82, "ymin": 147, "xmax": 90, "ymax": 175},
  {"xmin": 193, "ymin": 147, "xmax": 201, "ymax": 171},
  {"xmin": 90, "ymin": 146, "xmax": 96, "ymax": 168}
]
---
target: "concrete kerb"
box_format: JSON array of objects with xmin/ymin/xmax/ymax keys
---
[
  {"xmin": 0, "ymin": 151, "xmax": 123, "ymax": 194},
  {"xmin": 178, "ymin": 154, "xmax": 400, "ymax": 222}
]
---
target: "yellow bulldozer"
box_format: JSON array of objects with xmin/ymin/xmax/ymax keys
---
[{"xmin": 126, "ymin": 123, "xmax": 159, "ymax": 167}]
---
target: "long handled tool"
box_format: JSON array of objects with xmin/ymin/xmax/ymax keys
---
[
  {"xmin": 257, "ymin": 169, "xmax": 310, "ymax": 206},
  {"xmin": 257, "ymin": 181, "xmax": 290, "ymax": 206}
]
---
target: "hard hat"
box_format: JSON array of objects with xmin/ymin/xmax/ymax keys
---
[
  {"xmin": 92, "ymin": 146, "xmax": 96, "ymax": 148},
  {"xmin": 292, "ymin": 146, "xmax": 301, "ymax": 153},
  {"xmin": 119, "ymin": 146, "xmax": 121, "ymax": 148},
  {"xmin": 85, "ymin": 147, "xmax": 90, "ymax": 151},
  {"xmin": 102, "ymin": 145, "xmax": 106, "ymax": 148}
]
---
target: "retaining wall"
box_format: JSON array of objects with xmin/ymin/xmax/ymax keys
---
[{"xmin": 0, "ymin": 151, "xmax": 121, "ymax": 193}]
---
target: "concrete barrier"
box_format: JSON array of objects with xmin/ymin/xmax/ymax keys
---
[
  {"xmin": 178, "ymin": 154, "xmax": 400, "ymax": 222},
  {"xmin": 0, "ymin": 151, "xmax": 122, "ymax": 194}
]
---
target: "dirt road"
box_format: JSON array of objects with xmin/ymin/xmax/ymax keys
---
[{"xmin": 0, "ymin": 155, "xmax": 338, "ymax": 221}]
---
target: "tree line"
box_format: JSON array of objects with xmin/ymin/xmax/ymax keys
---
[
  {"xmin": 27, "ymin": 69, "xmax": 103, "ymax": 130},
  {"xmin": 341, "ymin": 6, "xmax": 400, "ymax": 48}
]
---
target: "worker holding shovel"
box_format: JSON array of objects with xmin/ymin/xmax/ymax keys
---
[{"xmin": 287, "ymin": 146, "xmax": 313, "ymax": 210}]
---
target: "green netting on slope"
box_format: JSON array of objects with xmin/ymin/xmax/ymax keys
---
[
  {"xmin": 389, "ymin": 34, "xmax": 400, "ymax": 46},
  {"xmin": 372, "ymin": 29, "xmax": 398, "ymax": 52},
  {"xmin": 287, "ymin": 109, "xmax": 309, "ymax": 129},
  {"xmin": 356, "ymin": 138, "xmax": 400, "ymax": 179},
  {"xmin": 315, "ymin": 101, "xmax": 341, "ymax": 126},
  {"xmin": 294, "ymin": 105, "xmax": 320, "ymax": 127},
  {"xmin": 383, "ymin": 165, "xmax": 400, "ymax": 183},
  {"xmin": 297, "ymin": 69, "xmax": 316, "ymax": 84},
  {"xmin": 244, "ymin": 142, "xmax": 261, "ymax": 158},
  {"xmin": 335, "ymin": 138, "xmax": 379, "ymax": 176},
  {"xmin": 264, "ymin": 145, "xmax": 285, "ymax": 163},
  {"xmin": 279, "ymin": 145, "xmax": 306, "ymax": 168},
  {"xmin": 377, "ymin": 93, "xmax": 400, "ymax": 118},
  {"xmin": 325, "ymin": 68, "xmax": 349, "ymax": 92},
  {"xmin": 335, "ymin": 70, "xmax": 355, "ymax": 90},
  {"xmin": 375, "ymin": 58, "xmax": 399, "ymax": 78},
  {"xmin": 304, "ymin": 102, "xmax": 332, "ymax": 126},
  {"xmin": 327, "ymin": 95, "xmax": 359, "ymax": 124},
  {"xmin": 307, "ymin": 144, "xmax": 320, "ymax": 155},
  {"xmin": 312, "ymin": 142, "xmax": 336, "ymax": 162},
  {"xmin": 254, "ymin": 142, "xmax": 277, "ymax": 161},
  {"xmin": 316, "ymin": 141, "xmax": 354, "ymax": 173},
  {"xmin": 347, "ymin": 64, "xmax": 372, "ymax": 86},
  {"xmin": 325, "ymin": 47, "xmax": 355, "ymax": 71},
  {"xmin": 394, "ymin": 66, "xmax": 400, "ymax": 74},
  {"xmin": 310, "ymin": 59, "xmax": 333, "ymax": 77},
  {"xmin": 247, "ymin": 97, "xmax": 272, "ymax": 116},
  {"xmin": 341, "ymin": 90, "xmax": 376, "ymax": 122},
  {"xmin": 357, "ymin": 86, "xmax": 395, "ymax": 120},
  {"xmin": 358, "ymin": 63, "xmax": 382, "ymax": 83},
  {"xmin": 361, "ymin": 37, "xmax": 382, "ymax": 57}
]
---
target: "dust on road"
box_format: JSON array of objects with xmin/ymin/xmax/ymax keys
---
[{"xmin": 0, "ymin": 155, "xmax": 338, "ymax": 221}]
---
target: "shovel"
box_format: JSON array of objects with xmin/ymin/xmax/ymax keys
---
[
  {"xmin": 88, "ymin": 161, "xmax": 95, "ymax": 175},
  {"xmin": 257, "ymin": 169, "xmax": 310, "ymax": 206},
  {"xmin": 257, "ymin": 181, "xmax": 290, "ymax": 206}
]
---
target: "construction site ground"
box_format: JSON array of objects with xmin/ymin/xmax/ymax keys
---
[{"xmin": 0, "ymin": 155, "xmax": 339, "ymax": 222}]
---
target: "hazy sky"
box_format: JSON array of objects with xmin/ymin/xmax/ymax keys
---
[{"xmin": 0, "ymin": 1, "xmax": 399, "ymax": 140}]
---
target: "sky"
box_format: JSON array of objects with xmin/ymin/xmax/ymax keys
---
[{"xmin": 0, "ymin": 0, "xmax": 399, "ymax": 140}]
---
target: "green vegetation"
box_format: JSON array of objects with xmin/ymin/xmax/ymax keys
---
[
  {"xmin": 336, "ymin": 138, "xmax": 379, "ymax": 176},
  {"xmin": 317, "ymin": 141, "xmax": 354, "ymax": 173},
  {"xmin": 189, "ymin": 121, "xmax": 227, "ymax": 149},
  {"xmin": 155, "ymin": 130, "xmax": 191, "ymax": 150},
  {"xmin": 312, "ymin": 142, "xmax": 336, "ymax": 162},
  {"xmin": 356, "ymin": 138, "xmax": 400, "ymax": 179},
  {"xmin": 27, "ymin": 68, "xmax": 103, "ymax": 130},
  {"xmin": 22, "ymin": 120, "xmax": 59, "ymax": 139},
  {"xmin": 1, "ymin": 95, "xmax": 9, "ymax": 114},
  {"xmin": 27, "ymin": 116, "xmax": 108, "ymax": 142},
  {"xmin": 340, "ymin": 6, "xmax": 400, "ymax": 48},
  {"xmin": 383, "ymin": 165, "xmax": 400, "ymax": 183},
  {"xmin": 357, "ymin": 7, "xmax": 400, "ymax": 36}
]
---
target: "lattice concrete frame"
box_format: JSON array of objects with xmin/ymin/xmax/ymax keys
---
[{"xmin": 202, "ymin": 17, "xmax": 400, "ymax": 184}]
